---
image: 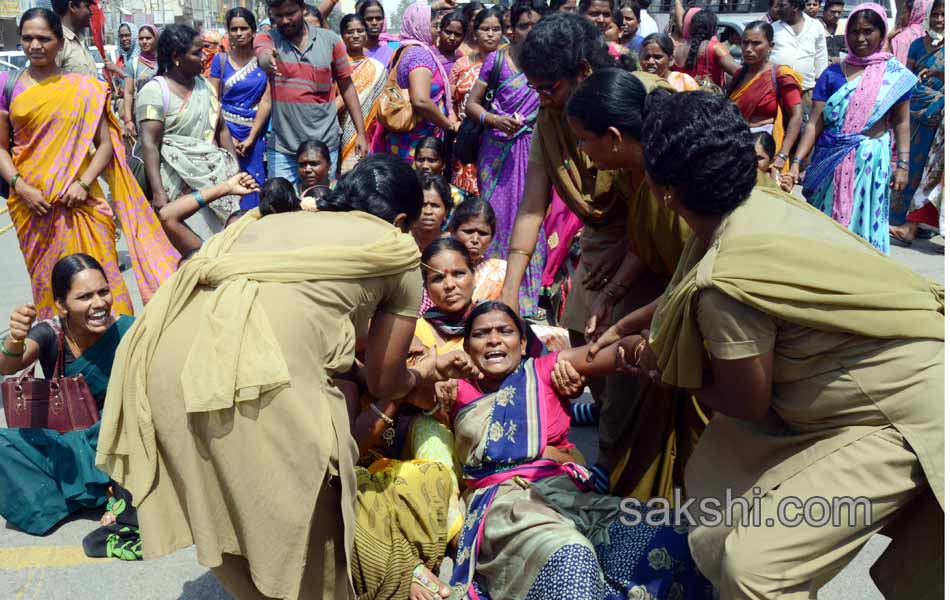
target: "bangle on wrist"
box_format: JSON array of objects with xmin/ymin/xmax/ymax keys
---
[
  {"xmin": 192, "ymin": 190, "xmax": 207, "ymax": 209},
  {"xmin": 10, "ymin": 173, "xmax": 19, "ymax": 190},
  {"xmin": 791, "ymin": 157, "xmax": 804, "ymax": 164},
  {"xmin": 509, "ymin": 248, "xmax": 533, "ymax": 258},
  {"xmin": 1, "ymin": 336, "xmax": 25, "ymax": 358},
  {"xmin": 479, "ymin": 111, "xmax": 488, "ymax": 126},
  {"xmin": 423, "ymin": 399, "xmax": 442, "ymax": 416},
  {"xmin": 775, "ymin": 152, "xmax": 788, "ymax": 161},
  {"xmin": 78, "ymin": 179, "xmax": 91, "ymax": 193}
]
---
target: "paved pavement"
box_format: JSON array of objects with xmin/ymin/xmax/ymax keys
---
[{"xmin": 0, "ymin": 207, "xmax": 942, "ymax": 598}]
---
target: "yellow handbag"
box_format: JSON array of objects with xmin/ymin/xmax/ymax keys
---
[{"xmin": 377, "ymin": 46, "xmax": 418, "ymax": 133}]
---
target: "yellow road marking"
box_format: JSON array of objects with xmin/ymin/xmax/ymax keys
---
[{"xmin": 0, "ymin": 546, "xmax": 101, "ymax": 570}]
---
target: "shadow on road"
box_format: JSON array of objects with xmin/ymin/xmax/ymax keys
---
[{"xmin": 180, "ymin": 570, "xmax": 231, "ymax": 599}]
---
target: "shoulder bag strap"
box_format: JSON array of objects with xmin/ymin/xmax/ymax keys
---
[
  {"xmin": 47, "ymin": 318, "xmax": 66, "ymax": 380},
  {"xmin": 483, "ymin": 48, "xmax": 507, "ymax": 106},
  {"xmin": 154, "ymin": 75, "xmax": 171, "ymax": 115}
]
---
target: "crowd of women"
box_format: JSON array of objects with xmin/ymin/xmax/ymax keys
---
[{"xmin": 0, "ymin": 1, "xmax": 944, "ymax": 599}]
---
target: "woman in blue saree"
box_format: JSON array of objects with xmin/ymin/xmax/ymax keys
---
[
  {"xmin": 0, "ymin": 253, "xmax": 133, "ymax": 535},
  {"xmin": 791, "ymin": 3, "xmax": 917, "ymax": 255},
  {"xmin": 464, "ymin": 0, "xmax": 549, "ymax": 317},
  {"xmin": 448, "ymin": 301, "xmax": 712, "ymax": 600},
  {"xmin": 890, "ymin": 0, "xmax": 945, "ymax": 243},
  {"xmin": 210, "ymin": 7, "xmax": 271, "ymax": 210}
]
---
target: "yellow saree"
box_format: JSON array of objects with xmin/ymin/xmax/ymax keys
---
[
  {"xmin": 341, "ymin": 56, "xmax": 386, "ymax": 170},
  {"xmin": 7, "ymin": 74, "xmax": 178, "ymax": 319}
]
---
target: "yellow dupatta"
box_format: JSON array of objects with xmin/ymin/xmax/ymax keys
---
[
  {"xmin": 96, "ymin": 208, "xmax": 421, "ymax": 502},
  {"xmin": 535, "ymin": 71, "xmax": 674, "ymax": 225},
  {"xmin": 649, "ymin": 186, "xmax": 945, "ymax": 390},
  {"xmin": 7, "ymin": 74, "xmax": 178, "ymax": 319}
]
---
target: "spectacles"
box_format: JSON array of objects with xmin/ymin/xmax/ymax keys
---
[{"xmin": 527, "ymin": 79, "xmax": 563, "ymax": 96}]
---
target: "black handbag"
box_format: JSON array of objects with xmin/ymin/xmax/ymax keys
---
[{"xmin": 454, "ymin": 48, "xmax": 507, "ymax": 165}]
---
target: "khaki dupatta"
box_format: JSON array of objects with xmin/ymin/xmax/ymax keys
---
[
  {"xmin": 650, "ymin": 187, "xmax": 945, "ymax": 389},
  {"xmin": 535, "ymin": 71, "xmax": 673, "ymax": 225},
  {"xmin": 96, "ymin": 209, "xmax": 421, "ymax": 501}
]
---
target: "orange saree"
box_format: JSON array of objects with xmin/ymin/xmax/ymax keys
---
[{"xmin": 6, "ymin": 74, "xmax": 178, "ymax": 319}]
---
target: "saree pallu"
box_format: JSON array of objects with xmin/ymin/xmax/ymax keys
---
[
  {"xmin": 220, "ymin": 58, "xmax": 269, "ymax": 210},
  {"xmin": 8, "ymin": 75, "xmax": 178, "ymax": 319},
  {"xmin": 804, "ymin": 60, "xmax": 918, "ymax": 253},
  {"xmin": 450, "ymin": 55, "xmax": 483, "ymax": 194},
  {"xmin": 340, "ymin": 56, "xmax": 386, "ymax": 174},
  {"xmin": 132, "ymin": 76, "xmax": 240, "ymax": 238},
  {"xmin": 449, "ymin": 358, "xmax": 711, "ymax": 600},
  {"xmin": 0, "ymin": 315, "xmax": 133, "ymax": 535},
  {"xmin": 728, "ymin": 65, "xmax": 803, "ymax": 165},
  {"xmin": 892, "ymin": 42, "xmax": 944, "ymax": 225},
  {"xmin": 477, "ymin": 52, "xmax": 544, "ymax": 316}
]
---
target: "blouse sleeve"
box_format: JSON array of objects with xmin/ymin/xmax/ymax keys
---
[
  {"xmin": 695, "ymin": 288, "xmax": 777, "ymax": 360},
  {"xmin": 811, "ymin": 65, "xmax": 839, "ymax": 104},
  {"xmin": 209, "ymin": 53, "xmax": 223, "ymax": 79},
  {"xmin": 25, "ymin": 321, "xmax": 58, "ymax": 376},
  {"xmin": 379, "ymin": 268, "xmax": 424, "ymax": 318},
  {"xmin": 396, "ymin": 46, "xmax": 435, "ymax": 88},
  {"xmin": 907, "ymin": 37, "xmax": 926, "ymax": 66},
  {"xmin": 135, "ymin": 79, "xmax": 166, "ymax": 122},
  {"xmin": 777, "ymin": 72, "xmax": 802, "ymax": 110}
]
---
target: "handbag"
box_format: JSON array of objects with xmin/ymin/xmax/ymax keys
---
[
  {"xmin": 695, "ymin": 41, "xmax": 725, "ymax": 95},
  {"xmin": 378, "ymin": 46, "xmax": 418, "ymax": 133},
  {"xmin": 2, "ymin": 320, "xmax": 100, "ymax": 433},
  {"xmin": 454, "ymin": 48, "xmax": 508, "ymax": 165}
]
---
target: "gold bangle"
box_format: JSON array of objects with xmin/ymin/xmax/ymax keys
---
[
  {"xmin": 78, "ymin": 180, "xmax": 91, "ymax": 193},
  {"xmin": 509, "ymin": 248, "xmax": 533, "ymax": 258}
]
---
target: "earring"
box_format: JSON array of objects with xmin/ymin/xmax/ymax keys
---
[
  {"xmin": 612, "ymin": 144, "xmax": 620, "ymax": 153},
  {"xmin": 174, "ymin": 60, "xmax": 180, "ymax": 68},
  {"xmin": 663, "ymin": 190, "xmax": 672, "ymax": 208}
]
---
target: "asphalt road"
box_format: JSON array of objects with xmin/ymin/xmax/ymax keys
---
[{"xmin": 0, "ymin": 204, "xmax": 942, "ymax": 598}]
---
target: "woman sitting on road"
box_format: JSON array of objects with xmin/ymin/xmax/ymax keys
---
[{"xmin": 0, "ymin": 254, "xmax": 134, "ymax": 536}]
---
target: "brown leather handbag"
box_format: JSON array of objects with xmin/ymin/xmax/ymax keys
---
[{"xmin": 2, "ymin": 322, "xmax": 100, "ymax": 433}]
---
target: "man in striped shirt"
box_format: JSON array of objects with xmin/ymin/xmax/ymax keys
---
[{"xmin": 256, "ymin": 0, "xmax": 369, "ymax": 183}]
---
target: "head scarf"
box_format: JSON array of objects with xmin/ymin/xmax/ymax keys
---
[
  {"xmin": 136, "ymin": 25, "xmax": 158, "ymax": 63},
  {"xmin": 201, "ymin": 30, "xmax": 222, "ymax": 74},
  {"xmin": 117, "ymin": 22, "xmax": 137, "ymax": 65},
  {"xmin": 926, "ymin": 0, "xmax": 944, "ymax": 45},
  {"xmin": 683, "ymin": 7, "xmax": 701, "ymax": 41},
  {"xmin": 833, "ymin": 3, "xmax": 894, "ymax": 224},
  {"xmin": 400, "ymin": 1, "xmax": 433, "ymax": 44},
  {"xmin": 891, "ymin": 0, "xmax": 934, "ymax": 63},
  {"xmin": 397, "ymin": 2, "xmax": 455, "ymax": 118}
]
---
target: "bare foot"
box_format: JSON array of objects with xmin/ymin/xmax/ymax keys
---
[{"xmin": 410, "ymin": 564, "xmax": 451, "ymax": 600}]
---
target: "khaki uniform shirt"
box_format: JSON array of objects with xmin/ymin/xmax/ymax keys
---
[{"xmin": 56, "ymin": 26, "xmax": 98, "ymax": 79}]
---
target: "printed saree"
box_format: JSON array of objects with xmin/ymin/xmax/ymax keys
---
[
  {"xmin": 6, "ymin": 74, "xmax": 178, "ymax": 320},
  {"xmin": 450, "ymin": 54, "xmax": 484, "ymax": 194},
  {"xmin": 728, "ymin": 65, "xmax": 803, "ymax": 160},
  {"xmin": 892, "ymin": 39, "xmax": 944, "ymax": 225},
  {"xmin": 132, "ymin": 76, "xmax": 240, "ymax": 237},
  {"xmin": 341, "ymin": 56, "xmax": 386, "ymax": 172},
  {"xmin": 449, "ymin": 357, "xmax": 712, "ymax": 599},
  {"xmin": 476, "ymin": 50, "xmax": 545, "ymax": 316},
  {"xmin": 803, "ymin": 58, "xmax": 917, "ymax": 253},
  {"xmin": 0, "ymin": 315, "xmax": 133, "ymax": 535}
]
